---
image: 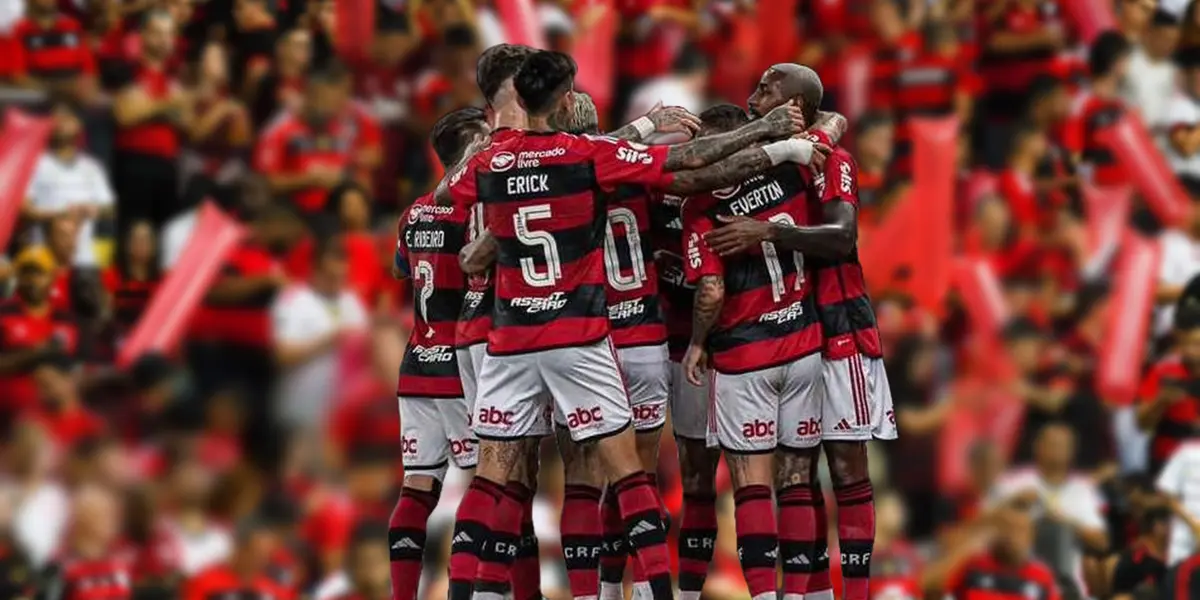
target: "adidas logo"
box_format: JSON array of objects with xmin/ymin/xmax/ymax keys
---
[
  {"xmin": 786, "ymin": 554, "xmax": 810, "ymax": 566},
  {"xmin": 834, "ymin": 419, "xmax": 853, "ymax": 432},
  {"xmin": 392, "ymin": 537, "xmax": 421, "ymax": 550},
  {"xmin": 629, "ymin": 520, "xmax": 658, "ymax": 536},
  {"xmin": 765, "ymin": 549, "xmax": 778, "ymax": 560},
  {"xmin": 453, "ymin": 532, "xmax": 474, "ymax": 545}
]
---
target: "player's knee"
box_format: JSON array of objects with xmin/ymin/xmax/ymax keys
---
[
  {"xmin": 635, "ymin": 430, "xmax": 662, "ymax": 472},
  {"xmin": 773, "ymin": 446, "xmax": 818, "ymax": 489},
  {"xmin": 726, "ymin": 452, "xmax": 773, "ymax": 489},
  {"xmin": 678, "ymin": 440, "xmax": 720, "ymax": 494},
  {"xmin": 404, "ymin": 471, "xmax": 446, "ymax": 489},
  {"xmin": 825, "ymin": 441, "xmax": 869, "ymax": 485}
]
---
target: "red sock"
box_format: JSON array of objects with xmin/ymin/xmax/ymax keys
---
[
  {"xmin": 733, "ymin": 485, "xmax": 779, "ymax": 599},
  {"xmin": 835, "ymin": 480, "xmax": 875, "ymax": 600},
  {"xmin": 449, "ymin": 478, "xmax": 503, "ymax": 600},
  {"xmin": 389, "ymin": 485, "xmax": 439, "ymax": 600},
  {"xmin": 777, "ymin": 484, "xmax": 821, "ymax": 598},
  {"xmin": 511, "ymin": 483, "xmax": 541, "ymax": 600},
  {"xmin": 475, "ymin": 482, "xmax": 527, "ymax": 595},
  {"xmin": 807, "ymin": 487, "xmax": 832, "ymax": 596},
  {"xmin": 677, "ymin": 493, "xmax": 717, "ymax": 596},
  {"xmin": 612, "ymin": 472, "xmax": 673, "ymax": 599},
  {"xmin": 561, "ymin": 485, "xmax": 603, "ymax": 598},
  {"xmin": 599, "ymin": 487, "xmax": 627, "ymax": 587}
]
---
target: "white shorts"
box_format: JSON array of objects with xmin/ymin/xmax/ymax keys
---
[
  {"xmin": 476, "ymin": 338, "xmax": 632, "ymax": 443},
  {"xmin": 669, "ymin": 360, "xmax": 712, "ymax": 442},
  {"xmin": 459, "ymin": 343, "xmax": 552, "ymax": 438},
  {"xmin": 821, "ymin": 355, "xmax": 897, "ymax": 441},
  {"xmin": 399, "ymin": 396, "xmax": 478, "ymax": 477},
  {"xmin": 614, "ymin": 344, "xmax": 668, "ymax": 432},
  {"xmin": 711, "ymin": 354, "xmax": 824, "ymax": 453}
]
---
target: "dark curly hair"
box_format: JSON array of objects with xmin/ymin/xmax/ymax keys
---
[{"xmin": 513, "ymin": 50, "xmax": 576, "ymax": 116}]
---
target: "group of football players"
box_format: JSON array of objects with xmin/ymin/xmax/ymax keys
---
[{"xmin": 389, "ymin": 43, "xmax": 895, "ymax": 600}]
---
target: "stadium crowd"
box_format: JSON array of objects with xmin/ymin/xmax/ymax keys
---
[{"xmin": 1, "ymin": 0, "xmax": 1200, "ymax": 598}]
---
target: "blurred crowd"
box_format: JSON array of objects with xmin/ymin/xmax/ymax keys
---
[{"xmin": 5, "ymin": 0, "xmax": 1200, "ymax": 598}]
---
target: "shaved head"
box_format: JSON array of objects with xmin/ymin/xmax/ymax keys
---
[{"xmin": 747, "ymin": 63, "xmax": 823, "ymax": 123}]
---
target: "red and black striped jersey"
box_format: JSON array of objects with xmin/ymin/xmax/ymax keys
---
[
  {"xmin": 682, "ymin": 163, "xmax": 822, "ymax": 374},
  {"xmin": 603, "ymin": 184, "xmax": 667, "ymax": 349},
  {"xmin": 650, "ymin": 191, "xmax": 692, "ymax": 361},
  {"xmin": 43, "ymin": 552, "xmax": 134, "ymax": 600},
  {"xmin": 11, "ymin": 15, "xmax": 96, "ymax": 80},
  {"xmin": 394, "ymin": 194, "xmax": 468, "ymax": 398},
  {"xmin": 809, "ymin": 148, "xmax": 882, "ymax": 360},
  {"xmin": 456, "ymin": 201, "xmax": 494, "ymax": 348},
  {"xmin": 946, "ymin": 554, "xmax": 1060, "ymax": 600},
  {"xmin": 445, "ymin": 128, "xmax": 675, "ymax": 355}
]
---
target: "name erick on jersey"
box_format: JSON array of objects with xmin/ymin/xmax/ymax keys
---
[
  {"xmin": 445, "ymin": 128, "xmax": 675, "ymax": 355},
  {"xmin": 604, "ymin": 184, "xmax": 667, "ymax": 349},
  {"xmin": 683, "ymin": 163, "xmax": 822, "ymax": 374},
  {"xmin": 394, "ymin": 193, "xmax": 468, "ymax": 397},
  {"xmin": 809, "ymin": 147, "xmax": 883, "ymax": 360},
  {"xmin": 650, "ymin": 191, "xmax": 692, "ymax": 361}
]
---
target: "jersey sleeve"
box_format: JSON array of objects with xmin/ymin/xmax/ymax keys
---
[
  {"xmin": 583, "ymin": 135, "xmax": 676, "ymax": 191},
  {"xmin": 681, "ymin": 197, "xmax": 723, "ymax": 283},
  {"xmin": 822, "ymin": 150, "xmax": 859, "ymax": 206},
  {"xmin": 394, "ymin": 215, "xmax": 412, "ymax": 279}
]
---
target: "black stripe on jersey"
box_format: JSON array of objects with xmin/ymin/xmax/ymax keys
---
[
  {"xmin": 495, "ymin": 220, "xmax": 605, "ymax": 270},
  {"xmin": 404, "ymin": 220, "xmax": 468, "ymax": 256},
  {"xmin": 816, "ymin": 296, "xmax": 878, "ymax": 338},
  {"xmin": 399, "ymin": 344, "xmax": 460, "ymax": 380},
  {"xmin": 722, "ymin": 253, "xmax": 802, "ymax": 296},
  {"xmin": 960, "ymin": 570, "xmax": 1053, "ymax": 600},
  {"xmin": 702, "ymin": 164, "xmax": 808, "ymax": 220},
  {"xmin": 494, "ymin": 284, "xmax": 608, "ymax": 328},
  {"xmin": 708, "ymin": 297, "xmax": 819, "ymax": 355},
  {"xmin": 477, "ymin": 163, "xmax": 597, "ymax": 203},
  {"xmin": 419, "ymin": 287, "xmax": 466, "ymax": 325},
  {"xmin": 459, "ymin": 286, "xmax": 494, "ymax": 323},
  {"xmin": 609, "ymin": 291, "xmax": 664, "ymax": 331},
  {"xmin": 606, "ymin": 184, "xmax": 649, "ymax": 203},
  {"xmin": 808, "ymin": 248, "xmax": 861, "ymax": 269}
]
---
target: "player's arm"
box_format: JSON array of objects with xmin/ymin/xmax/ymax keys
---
[
  {"xmin": 663, "ymin": 141, "xmax": 826, "ymax": 195},
  {"xmin": 662, "ymin": 103, "xmax": 805, "ymax": 171},
  {"xmin": 460, "ymin": 230, "xmax": 498, "ymax": 274},
  {"xmin": 810, "ymin": 111, "xmax": 849, "ymax": 146},
  {"xmin": 681, "ymin": 200, "xmax": 724, "ymax": 385},
  {"xmin": 393, "ymin": 222, "xmax": 411, "ymax": 280},
  {"xmin": 608, "ymin": 103, "xmax": 701, "ymax": 141}
]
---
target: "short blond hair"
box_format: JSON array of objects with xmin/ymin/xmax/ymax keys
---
[{"xmin": 551, "ymin": 92, "xmax": 599, "ymax": 134}]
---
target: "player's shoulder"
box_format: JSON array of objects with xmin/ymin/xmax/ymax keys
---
[{"xmin": 829, "ymin": 145, "xmax": 856, "ymax": 164}]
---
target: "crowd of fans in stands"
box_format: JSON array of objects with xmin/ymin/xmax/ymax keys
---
[{"xmin": 7, "ymin": 0, "xmax": 1200, "ymax": 598}]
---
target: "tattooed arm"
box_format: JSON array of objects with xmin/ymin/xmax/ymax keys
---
[
  {"xmin": 811, "ymin": 111, "xmax": 849, "ymax": 146},
  {"xmin": 664, "ymin": 148, "xmax": 772, "ymax": 194},
  {"xmin": 663, "ymin": 103, "xmax": 804, "ymax": 171},
  {"xmin": 609, "ymin": 105, "xmax": 701, "ymax": 141},
  {"xmin": 704, "ymin": 201, "xmax": 856, "ymax": 259},
  {"xmin": 682, "ymin": 275, "xmax": 724, "ymax": 385}
]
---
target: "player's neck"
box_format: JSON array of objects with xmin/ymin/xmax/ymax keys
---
[
  {"xmin": 491, "ymin": 103, "xmax": 528, "ymax": 130},
  {"xmin": 526, "ymin": 116, "xmax": 553, "ymax": 132},
  {"xmin": 1091, "ymin": 77, "xmax": 1119, "ymax": 99}
]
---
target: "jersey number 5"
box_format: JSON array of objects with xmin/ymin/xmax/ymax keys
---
[{"xmin": 515, "ymin": 204, "xmax": 563, "ymax": 287}]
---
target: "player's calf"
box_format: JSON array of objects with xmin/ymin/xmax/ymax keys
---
[
  {"xmin": 774, "ymin": 447, "xmax": 831, "ymax": 600},
  {"xmin": 726, "ymin": 452, "xmax": 779, "ymax": 600},
  {"xmin": 676, "ymin": 438, "xmax": 721, "ymax": 600},
  {"xmin": 389, "ymin": 475, "xmax": 443, "ymax": 600},
  {"xmin": 826, "ymin": 441, "xmax": 873, "ymax": 600},
  {"xmin": 558, "ymin": 427, "xmax": 604, "ymax": 600}
]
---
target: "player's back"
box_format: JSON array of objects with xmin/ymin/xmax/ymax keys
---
[
  {"xmin": 808, "ymin": 146, "xmax": 882, "ymax": 360},
  {"xmin": 651, "ymin": 191, "xmax": 692, "ymax": 361},
  {"xmin": 683, "ymin": 162, "xmax": 822, "ymax": 373},
  {"xmin": 395, "ymin": 193, "xmax": 469, "ymax": 398},
  {"xmin": 603, "ymin": 184, "xmax": 667, "ymax": 349}
]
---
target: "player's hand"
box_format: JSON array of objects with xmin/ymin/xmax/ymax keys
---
[
  {"xmin": 761, "ymin": 103, "xmax": 807, "ymax": 138},
  {"xmin": 705, "ymin": 215, "xmax": 772, "ymax": 256},
  {"xmin": 682, "ymin": 343, "xmax": 708, "ymax": 386},
  {"xmin": 808, "ymin": 142, "xmax": 832, "ymax": 172},
  {"xmin": 647, "ymin": 102, "xmax": 700, "ymax": 138}
]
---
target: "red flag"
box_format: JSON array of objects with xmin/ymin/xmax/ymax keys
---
[
  {"xmin": 840, "ymin": 48, "xmax": 872, "ymax": 125},
  {"xmin": 573, "ymin": 0, "xmax": 616, "ymax": 112},
  {"xmin": 1081, "ymin": 184, "xmax": 1133, "ymax": 267},
  {"xmin": 117, "ymin": 203, "xmax": 245, "ymax": 367},
  {"xmin": 334, "ymin": 0, "xmax": 374, "ymax": 64},
  {"xmin": 0, "ymin": 109, "xmax": 52, "ymax": 250},
  {"xmin": 953, "ymin": 258, "xmax": 1008, "ymax": 338},
  {"xmin": 495, "ymin": 0, "xmax": 547, "ymax": 49},
  {"xmin": 1096, "ymin": 232, "xmax": 1160, "ymax": 404},
  {"xmin": 1099, "ymin": 114, "xmax": 1189, "ymax": 227},
  {"xmin": 861, "ymin": 118, "xmax": 957, "ymax": 314},
  {"xmin": 757, "ymin": 0, "xmax": 798, "ymax": 71},
  {"xmin": 1059, "ymin": 0, "xmax": 1117, "ymax": 45}
]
